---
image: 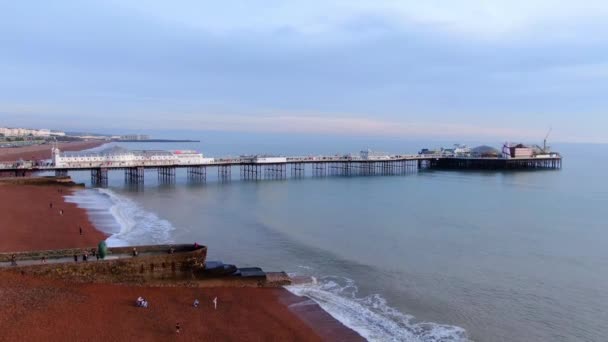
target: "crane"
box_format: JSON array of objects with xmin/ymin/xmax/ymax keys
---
[{"xmin": 543, "ymin": 127, "xmax": 552, "ymax": 153}]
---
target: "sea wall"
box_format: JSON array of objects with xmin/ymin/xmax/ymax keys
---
[
  {"xmin": 0, "ymin": 244, "xmax": 294, "ymax": 287},
  {"xmin": 1, "ymin": 244, "xmax": 207, "ymax": 285},
  {"xmin": 0, "ymin": 176, "xmax": 81, "ymax": 185}
]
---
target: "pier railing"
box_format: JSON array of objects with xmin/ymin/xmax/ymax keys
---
[{"xmin": 0, "ymin": 152, "xmax": 562, "ymax": 185}]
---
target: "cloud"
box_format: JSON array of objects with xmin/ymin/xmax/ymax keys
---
[
  {"xmin": 0, "ymin": 1, "xmax": 607, "ymax": 143},
  {"xmin": 164, "ymin": 113, "xmax": 545, "ymax": 140},
  {"xmin": 111, "ymin": 0, "xmax": 608, "ymax": 37}
]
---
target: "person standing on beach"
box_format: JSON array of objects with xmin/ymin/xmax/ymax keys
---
[
  {"xmin": 175, "ymin": 322, "xmax": 180, "ymax": 334},
  {"xmin": 49, "ymin": 202, "xmax": 53, "ymax": 209},
  {"xmin": 59, "ymin": 209, "xmax": 64, "ymax": 216},
  {"xmin": 79, "ymin": 226, "xmax": 82, "ymax": 235},
  {"xmin": 73, "ymin": 253, "xmax": 78, "ymax": 262},
  {"xmin": 213, "ymin": 297, "xmax": 218, "ymax": 310}
]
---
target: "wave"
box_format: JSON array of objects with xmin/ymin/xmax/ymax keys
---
[
  {"xmin": 66, "ymin": 188, "xmax": 175, "ymax": 247},
  {"xmin": 286, "ymin": 276, "xmax": 470, "ymax": 342}
]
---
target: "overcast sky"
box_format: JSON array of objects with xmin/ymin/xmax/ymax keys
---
[{"xmin": 1, "ymin": 1, "xmax": 607, "ymax": 142}]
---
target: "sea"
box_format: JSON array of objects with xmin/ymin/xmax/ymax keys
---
[{"xmin": 59, "ymin": 134, "xmax": 607, "ymax": 342}]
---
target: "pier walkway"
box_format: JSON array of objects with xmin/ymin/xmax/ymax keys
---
[{"xmin": 0, "ymin": 153, "xmax": 562, "ymax": 186}]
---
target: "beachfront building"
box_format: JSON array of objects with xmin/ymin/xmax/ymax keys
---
[
  {"xmin": 0, "ymin": 127, "xmax": 57, "ymax": 137},
  {"xmin": 52, "ymin": 146, "xmax": 214, "ymax": 168},
  {"xmin": 501, "ymin": 143, "xmax": 534, "ymax": 159},
  {"xmin": 471, "ymin": 145, "xmax": 501, "ymax": 158},
  {"xmin": 253, "ymin": 156, "xmax": 287, "ymax": 163},
  {"xmin": 360, "ymin": 149, "xmax": 391, "ymax": 160},
  {"xmin": 119, "ymin": 135, "xmax": 150, "ymax": 141},
  {"xmin": 454, "ymin": 144, "xmax": 471, "ymax": 157}
]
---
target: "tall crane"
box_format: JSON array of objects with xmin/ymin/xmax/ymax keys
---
[{"xmin": 543, "ymin": 127, "xmax": 552, "ymax": 153}]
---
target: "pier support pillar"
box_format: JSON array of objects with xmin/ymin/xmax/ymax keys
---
[
  {"xmin": 240, "ymin": 164, "xmax": 261, "ymax": 181},
  {"xmin": 157, "ymin": 166, "xmax": 176, "ymax": 183},
  {"xmin": 55, "ymin": 169, "xmax": 68, "ymax": 177},
  {"xmin": 125, "ymin": 167, "xmax": 145, "ymax": 185},
  {"xmin": 187, "ymin": 166, "xmax": 206, "ymax": 182},
  {"xmin": 312, "ymin": 162, "xmax": 327, "ymax": 177},
  {"xmin": 218, "ymin": 165, "xmax": 231, "ymax": 182},
  {"xmin": 290, "ymin": 163, "xmax": 305, "ymax": 178},
  {"xmin": 91, "ymin": 168, "xmax": 108, "ymax": 187},
  {"xmin": 264, "ymin": 163, "xmax": 286, "ymax": 180}
]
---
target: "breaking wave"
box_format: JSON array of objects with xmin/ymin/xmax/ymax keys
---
[
  {"xmin": 65, "ymin": 188, "xmax": 175, "ymax": 247},
  {"xmin": 286, "ymin": 276, "xmax": 470, "ymax": 342}
]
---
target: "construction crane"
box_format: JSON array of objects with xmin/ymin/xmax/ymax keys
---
[{"xmin": 543, "ymin": 127, "xmax": 552, "ymax": 153}]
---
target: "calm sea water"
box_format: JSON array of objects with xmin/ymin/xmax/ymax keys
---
[{"xmin": 63, "ymin": 137, "xmax": 608, "ymax": 342}]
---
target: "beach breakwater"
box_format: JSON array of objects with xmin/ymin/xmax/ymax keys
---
[
  {"xmin": 1, "ymin": 244, "xmax": 206, "ymax": 285},
  {"xmin": 1, "ymin": 244, "xmax": 292, "ymax": 287}
]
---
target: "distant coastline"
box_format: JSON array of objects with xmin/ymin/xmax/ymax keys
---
[
  {"xmin": 0, "ymin": 140, "xmax": 107, "ymax": 162},
  {"xmin": 112, "ymin": 139, "xmax": 200, "ymax": 143}
]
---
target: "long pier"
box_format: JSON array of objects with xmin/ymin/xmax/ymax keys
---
[{"xmin": 0, "ymin": 154, "xmax": 562, "ymax": 186}]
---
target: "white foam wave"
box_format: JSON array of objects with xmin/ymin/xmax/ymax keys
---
[
  {"xmin": 286, "ymin": 276, "xmax": 470, "ymax": 342},
  {"xmin": 96, "ymin": 188, "xmax": 175, "ymax": 246},
  {"xmin": 66, "ymin": 188, "xmax": 175, "ymax": 247}
]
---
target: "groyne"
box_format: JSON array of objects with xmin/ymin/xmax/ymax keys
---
[{"xmin": 0, "ymin": 244, "xmax": 291, "ymax": 287}]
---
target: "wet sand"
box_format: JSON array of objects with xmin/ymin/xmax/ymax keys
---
[
  {"xmin": 0, "ymin": 140, "xmax": 106, "ymax": 162},
  {"xmin": 0, "ymin": 183, "xmax": 363, "ymax": 341}
]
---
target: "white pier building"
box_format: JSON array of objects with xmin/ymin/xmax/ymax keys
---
[{"xmin": 52, "ymin": 146, "xmax": 214, "ymax": 168}]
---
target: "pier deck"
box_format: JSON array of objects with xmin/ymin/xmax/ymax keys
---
[{"xmin": 0, "ymin": 154, "xmax": 562, "ymax": 185}]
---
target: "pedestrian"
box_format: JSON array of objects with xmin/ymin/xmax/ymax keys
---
[
  {"xmin": 41, "ymin": 256, "xmax": 47, "ymax": 263},
  {"xmin": 193, "ymin": 299, "xmax": 200, "ymax": 308},
  {"xmin": 59, "ymin": 209, "xmax": 64, "ymax": 216},
  {"xmin": 49, "ymin": 202, "xmax": 53, "ymax": 209},
  {"xmin": 132, "ymin": 247, "xmax": 138, "ymax": 257},
  {"xmin": 79, "ymin": 226, "xmax": 82, "ymax": 235},
  {"xmin": 213, "ymin": 297, "xmax": 218, "ymax": 310},
  {"xmin": 176, "ymin": 322, "xmax": 180, "ymax": 334},
  {"xmin": 82, "ymin": 251, "xmax": 88, "ymax": 262},
  {"xmin": 10, "ymin": 254, "xmax": 17, "ymax": 266},
  {"xmin": 73, "ymin": 253, "xmax": 78, "ymax": 262}
]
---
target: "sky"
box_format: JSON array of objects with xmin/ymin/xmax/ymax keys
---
[{"xmin": 0, "ymin": 1, "xmax": 607, "ymax": 143}]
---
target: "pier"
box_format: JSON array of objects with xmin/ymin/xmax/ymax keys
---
[{"xmin": 0, "ymin": 152, "xmax": 562, "ymax": 186}]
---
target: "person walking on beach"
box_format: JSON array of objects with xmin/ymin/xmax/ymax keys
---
[
  {"xmin": 10, "ymin": 254, "xmax": 17, "ymax": 266},
  {"xmin": 41, "ymin": 256, "xmax": 46, "ymax": 263},
  {"xmin": 175, "ymin": 322, "xmax": 181, "ymax": 334},
  {"xmin": 73, "ymin": 253, "xmax": 78, "ymax": 263},
  {"xmin": 213, "ymin": 297, "xmax": 218, "ymax": 310},
  {"xmin": 59, "ymin": 209, "xmax": 64, "ymax": 216},
  {"xmin": 79, "ymin": 226, "xmax": 82, "ymax": 235}
]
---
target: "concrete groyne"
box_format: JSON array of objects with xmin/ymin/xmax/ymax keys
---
[{"xmin": 0, "ymin": 244, "xmax": 291, "ymax": 287}]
